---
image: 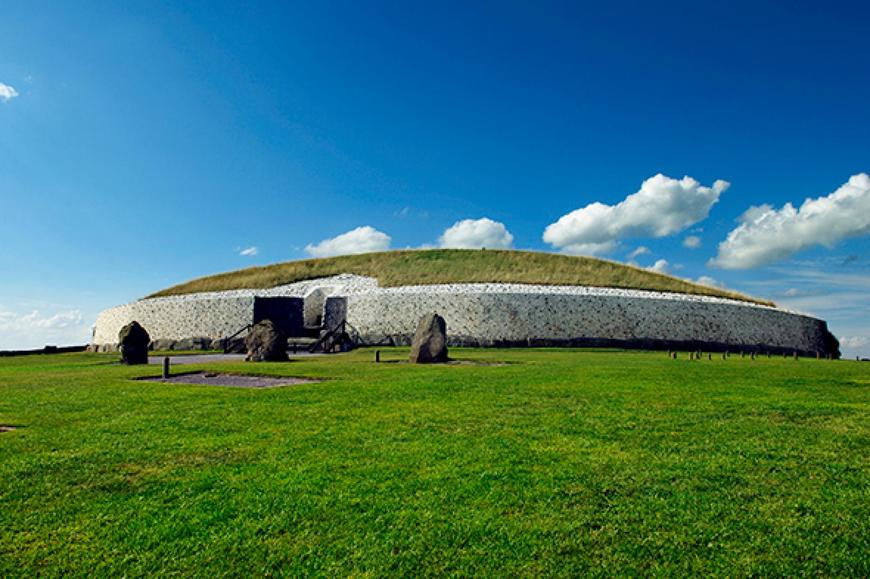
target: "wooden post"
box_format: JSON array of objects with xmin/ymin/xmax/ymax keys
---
[
  {"xmin": 162, "ymin": 356, "xmax": 170, "ymax": 379},
  {"xmin": 375, "ymin": 350, "xmax": 380, "ymax": 363}
]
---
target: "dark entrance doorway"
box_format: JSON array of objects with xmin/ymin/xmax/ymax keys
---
[{"xmin": 252, "ymin": 297, "xmax": 304, "ymax": 337}]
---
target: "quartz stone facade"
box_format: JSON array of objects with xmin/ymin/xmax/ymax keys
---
[{"xmin": 92, "ymin": 274, "xmax": 838, "ymax": 356}]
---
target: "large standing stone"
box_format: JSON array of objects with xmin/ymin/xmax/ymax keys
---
[
  {"xmin": 245, "ymin": 319, "xmax": 288, "ymax": 362},
  {"xmin": 409, "ymin": 313, "xmax": 448, "ymax": 364},
  {"xmin": 118, "ymin": 321, "xmax": 150, "ymax": 365}
]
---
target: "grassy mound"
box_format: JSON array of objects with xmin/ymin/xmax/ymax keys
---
[{"xmin": 150, "ymin": 249, "xmax": 769, "ymax": 305}]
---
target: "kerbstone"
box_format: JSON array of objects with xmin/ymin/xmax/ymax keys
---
[{"xmin": 245, "ymin": 319, "xmax": 288, "ymax": 362}]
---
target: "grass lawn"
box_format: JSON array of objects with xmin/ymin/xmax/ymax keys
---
[{"xmin": 1, "ymin": 349, "xmax": 868, "ymax": 576}]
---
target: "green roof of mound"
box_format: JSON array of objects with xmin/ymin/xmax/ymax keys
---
[{"xmin": 149, "ymin": 249, "xmax": 771, "ymax": 305}]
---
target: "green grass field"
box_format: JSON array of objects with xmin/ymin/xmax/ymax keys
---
[
  {"xmin": 149, "ymin": 249, "xmax": 770, "ymax": 305},
  {"xmin": 1, "ymin": 349, "xmax": 867, "ymax": 576}
]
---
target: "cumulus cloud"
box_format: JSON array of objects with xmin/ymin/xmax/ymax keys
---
[
  {"xmin": 840, "ymin": 336, "xmax": 867, "ymax": 350},
  {"xmin": 646, "ymin": 259, "xmax": 671, "ymax": 274},
  {"xmin": 695, "ymin": 275, "xmax": 723, "ymax": 288},
  {"xmin": 0, "ymin": 82, "xmax": 18, "ymax": 102},
  {"xmin": 239, "ymin": 246, "xmax": 258, "ymax": 257},
  {"xmin": 543, "ymin": 174, "xmax": 728, "ymax": 255},
  {"xmin": 0, "ymin": 309, "xmax": 88, "ymax": 350},
  {"xmin": 558, "ymin": 240, "xmax": 618, "ymax": 256},
  {"xmin": 683, "ymin": 235, "xmax": 702, "ymax": 249},
  {"xmin": 305, "ymin": 226, "xmax": 391, "ymax": 258},
  {"xmin": 438, "ymin": 217, "xmax": 514, "ymax": 249},
  {"xmin": 711, "ymin": 173, "xmax": 870, "ymax": 269},
  {"xmin": 627, "ymin": 246, "xmax": 650, "ymax": 259},
  {"xmin": 25, "ymin": 310, "xmax": 83, "ymax": 329}
]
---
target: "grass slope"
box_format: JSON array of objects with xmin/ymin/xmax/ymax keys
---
[
  {"xmin": 2, "ymin": 350, "xmax": 868, "ymax": 575},
  {"xmin": 149, "ymin": 249, "xmax": 770, "ymax": 305}
]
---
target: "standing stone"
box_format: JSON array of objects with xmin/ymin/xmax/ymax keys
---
[
  {"xmin": 118, "ymin": 321, "xmax": 150, "ymax": 365},
  {"xmin": 409, "ymin": 313, "xmax": 448, "ymax": 364},
  {"xmin": 245, "ymin": 319, "xmax": 288, "ymax": 362}
]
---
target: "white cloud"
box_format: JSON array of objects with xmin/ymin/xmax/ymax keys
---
[
  {"xmin": 695, "ymin": 275, "xmax": 723, "ymax": 288},
  {"xmin": 305, "ymin": 226, "xmax": 391, "ymax": 258},
  {"xmin": 627, "ymin": 246, "xmax": 650, "ymax": 259},
  {"xmin": 646, "ymin": 259, "xmax": 671, "ymax": 274},
  {"xmin": 239, "ymin": 246, "xmax": 258, "ymax": 257},
  {"xmin": 544, "ymin": 174, "xmax": 727, "ymax": 255},
  {"xmin": 23, "ymin": 309, "xmax": 83, "ymax": 329},
  {"xmin": 683, "ymin": 235, "xmax": 702, "ymax": 249},
  {"xmin": 0, "ymin": 309, "xmax": 88, "ymax": 349},
  {"xmin": 438, "ymin": 217, "xmax": 514, "ymax": 249},
  {"xmin": 0, "ymin": 82, "xmax": 18, "ymax": 102},
  {"xmin": 840, "ymin": 336, "xmax": 867, "ymax": 350},
  {"xmin": 743, "ymin": 264, "xmax": 870, "ymax": 359},
  {"xmin": 711, "ymin": 173, "xmax": 870, "ymax": 269},
  {"xmin": 558, "ymin": 240, "xmax": 619, "ymax": 256}
]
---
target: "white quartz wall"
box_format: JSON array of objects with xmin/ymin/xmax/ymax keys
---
[
  {"xmin": 92, "ymin": 274, "xmax": 830, "ymax": 354},
  {"xmin": 93, "ymin": 296, "xmax": 255, "ymax": 344},
  {"xmin": 344, "ymin": 288, "xmax": 827, "ymax": 351}
]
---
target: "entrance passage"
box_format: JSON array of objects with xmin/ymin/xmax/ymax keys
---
[{"xmin": 252, "ymin": 297, "xmax": 304, "ymax": 337}]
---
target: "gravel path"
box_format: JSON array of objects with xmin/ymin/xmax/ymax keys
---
[
  {"xmin": 142, "ymin": 371, "xmax": 320, "ymax": 389},
  {"xmin": 147, "ymin": 352, "xmax": 327, "ymax": 365}
]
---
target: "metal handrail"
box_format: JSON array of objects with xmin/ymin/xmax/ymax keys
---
[
  {"xmin": 309, "ymin": 320, "xmax": 351, "ymax": 353},
  {"xmin": 344, "ymin": 320, "xmax": 365, "ymax": 347},
  {"xmin": 222, "ymin": 323, "xmax": 252, "ymax": 353}
]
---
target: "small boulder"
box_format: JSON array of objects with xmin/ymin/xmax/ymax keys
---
[
  {"xmin": 409, "ymin": 313, "xmax": 448, "ymax": 364},
  {"xmin": 245, "ymin": 319, "xmax": 288, "ymax": 362},
  {"xmin": 118, "ymin": 321, "xmax": 150, "ymax": 365},
  {"xmin": 209, "ymin": 337, "xmax": 225, "ymax": 351},
  {"xmin": 150, "ymin": 338, "xmax": 176, "ymax": 352}
]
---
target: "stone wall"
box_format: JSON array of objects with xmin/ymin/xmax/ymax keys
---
[
  {"xmin": 93, "ymin": 296, "xmax": 255, "ymax": 345},
  {"xmin": 343, "ymin": 288, "xmax": 833, "ymax": 355},
  {"xmin": 91, "ymin": 274, "xmax": 837, "ymax": 356}
]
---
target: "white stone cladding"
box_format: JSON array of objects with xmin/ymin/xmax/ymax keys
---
[
  {"xmin": 92, "ymin": 274, "xmax": 833, "ymax": 354},
  {"xmin": 93, "ymin": 296, "xmax": 255, "ymax": 344},
  {"xmin": 344, "ymin": 288, "xmax": 825, "ymax": 350}
]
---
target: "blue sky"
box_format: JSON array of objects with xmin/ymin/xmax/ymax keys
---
[{"xmin": 1, "ymin": 0, "xmax": 869, "ymax": 356}]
